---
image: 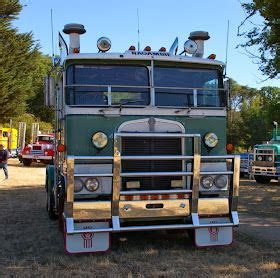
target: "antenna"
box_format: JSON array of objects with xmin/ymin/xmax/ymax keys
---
[
  {"xmin": 225, "ymin": 20, "xmax": 230, "ymax": 76},
  {"xmin": 137, "ymin": 8, "xmax": 140, "ymax": 51},
  {"xmin": 50, "ymin": 9, "xmax": 55, "ymax": 66}
]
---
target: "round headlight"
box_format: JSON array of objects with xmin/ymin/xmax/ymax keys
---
[
  {"xmin": 268, "ymin": 156, "xmax": 273, "ymax": 162},
  {"xmin": 214, "ymin": 175, "xmax": 228, "ymax": 189},
  {"xmin": 74, "ymin": 179, "xmax": 84, "ymax": 192},
  {"xmin": 257, "ymin": 155, "xmax": 263, "ymax": 161},
  {"xmin": 92, "ymin": 132, "xmax": 108, "ymax": 149},
  {"xmin": 200, "ymin": 175, "xmax": 214, "ymax": 189},
  {"xmin": 204, "ymin": 132, "xmax": 218, "ymax": 148},
  {"xmin": 85, "ymin": 178, "xmax": 99, "ymax": 192}
]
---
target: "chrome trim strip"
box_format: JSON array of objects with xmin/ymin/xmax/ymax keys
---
[
  {"xmin": 191, "ymin": 136, "xmax": 201, "ymax": 214},
  {"xmin": 74, "ymin": 173, "xmax": 113, "ymax": 177},
  {"xmin": 115, "ymin": 132, "xmax": 200, "ymax": 138},
  {"xmin": 65, "ymin": 219, "xmax": 236, "ymax": 234},
  {"xmin": 121, "ymin": 155, "xmax": 193, "ymax": 160},
  {"xmin": 120, "ymin": 189, "xmax": 192, "ymax": 195},
  {"xmin": 64, "ymin": 107, "xmax": 227, "ymax": 117},
  {"xmin": 112, "ymin": 135, "xmax": 121, "ymax": 217},
  {"xmin": 72, "ymin": 156, "xmax": 114, "ymax": 160},
  {"xmin": 120, "ymin": 171, "xmax": 193, "ymax": 177},
  {"xmin": 231, "ymin": 156, "xmax": 240, "ymax": 211}
]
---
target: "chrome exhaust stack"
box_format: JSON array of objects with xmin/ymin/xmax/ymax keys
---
[
  {"xmin": 63, "ymin": 23, "xmax": 86, "ymax": 54},
  {"xmin": 188, "ymin": 31, "xmax": 210, "ymax": 58}
]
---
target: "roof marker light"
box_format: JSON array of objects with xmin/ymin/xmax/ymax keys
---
[
  {"xmin": 159, "ymin": 47, "xmax": 166, "ymax": 52},
  {"xmin": 207, "ymin": 54, "xmax": 216, "ymax": 59},
  {"xmin": 144, "ymin": 46, "xmax": 151, "ymax": 51},
  {"xmin": 129, "ymin": 45, "xmax": 136, "ymax": 51}
]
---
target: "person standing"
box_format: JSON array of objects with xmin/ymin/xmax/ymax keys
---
[{"xmin": 0, "ymin": 144, "xmax": 9, "ymax": 179}]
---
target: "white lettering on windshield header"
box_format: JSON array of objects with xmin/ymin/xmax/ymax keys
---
[{"xmin": 129, "ymin": 51, "xmax": 170, "ymax": 56}]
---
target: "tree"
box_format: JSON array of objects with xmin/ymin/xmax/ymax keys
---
[
  {"xmin": 0, "ymin": 0, "xmax": 53, "ymax": 124},
  {"xmin": 26, "ymin": 54, "xmax": 54, "ymax": 123},
  {"xmin": 0, "ymin": 0, "xmax": 37, "ymax": 121},
  {"xmin": 238, "ymin": 0, "xmax": 280, "ymax": 79},
  {"xmin": 227, "ymin": 79, "xmax": 280, "ymax": 150}
]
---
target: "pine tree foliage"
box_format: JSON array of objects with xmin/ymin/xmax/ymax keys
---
[{"xmin": 0, "ymin": 0, "xmax": 53, "ymax": 123}]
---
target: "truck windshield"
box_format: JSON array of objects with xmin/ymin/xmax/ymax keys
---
[
  {"xmin": 37, "ymin": 136, "xmax": 53, "ymax": 142},
  {"xmin": 66, "ymin": 65, "xmax": 150, "ymax": 106},
  {"xmin": 154, "ymin": 67, "xmax": 225, "ymax": 107}
]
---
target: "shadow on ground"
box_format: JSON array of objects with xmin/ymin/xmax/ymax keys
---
[{"xmin": 0, "ymin": 185, "xmax": 279, "ymax": 277}]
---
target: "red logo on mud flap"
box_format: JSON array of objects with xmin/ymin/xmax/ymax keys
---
[
  {"xmin": 208, "ymin": 227, "xmax": 220, "ymax": 242},
  {"xmin": 81, "ymin": 232, "xmax": 94, "ymax": 248}
]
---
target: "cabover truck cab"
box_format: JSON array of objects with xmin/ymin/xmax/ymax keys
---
[
  {"xmin": 250, "ymin": 124, "xmax": 280, "ymax": 184},
  {"xmin": 21, "ymin": 134, "xmax": 54, "ymax": 166},
  {"xmin": 45, "ymin": 23, "xmax": 240, "ymax": 254}
]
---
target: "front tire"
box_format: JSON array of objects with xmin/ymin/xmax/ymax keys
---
[
  {"xmin": 255, "ymin": 176, "xmax": 271, "ymax": 184},
  {"xmin": 22, "ymin": 158, "xmax": 32, "ymax": 166},
  {"xmin": 46, "ymin": 174, "xmax": 57, "ymax": 220}
]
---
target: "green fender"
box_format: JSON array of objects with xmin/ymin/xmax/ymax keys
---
[{"xmin": 46, "ymin": 165, "xmax": 55, "ymax": 192}]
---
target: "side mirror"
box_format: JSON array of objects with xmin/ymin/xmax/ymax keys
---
[
  {"xmin": 224, "ymin": 78, "xmax": 230, "ymax": 107},
  {"xmin": 44, "ymin": 76, "xmax": 55, "ymax": 107}
]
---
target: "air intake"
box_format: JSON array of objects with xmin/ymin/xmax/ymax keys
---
[{"xmin": 63, "ymin": 23, "xmax": 86, "ymax": 54}]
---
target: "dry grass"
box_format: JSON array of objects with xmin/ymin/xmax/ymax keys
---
[
  {"xmin": 0, "ymin": 160, "xmax": 279, "ymax": 277},
  {"xmin": 239, "ymin": 178, "xmax": 280, "ymax": 220}
]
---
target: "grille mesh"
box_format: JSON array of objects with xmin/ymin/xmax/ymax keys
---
[{"xmin": 121, "ymin": 137, "xmax": 182, "ymax": 190}]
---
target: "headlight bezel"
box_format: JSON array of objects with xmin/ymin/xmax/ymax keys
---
[
  {"xmin": 74, "ymin": 178, "xmax": 84, "ymax": 193},
  {"xmin": 204, "ymin": 132, "xmax": 219, "ymax": 148},
  {"xmin": 267, "ymin": 156, "xmax": 273, "ymax": 162},
  {"xmin": 92, "ymin": 131, "xmax": 108, "ymax": 149},
  {"xmin": 200, "ymin": 175, "xmax": 214, "ymax": 189},
  {"xmin": 213, "ymin": 175, "xmax": 228, "ymax": 189},
  {"xmin": 85, "ymin": 178, "xmax": 100, "ymax": 192}
]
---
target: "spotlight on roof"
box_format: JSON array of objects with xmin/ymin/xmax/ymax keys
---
[
  {"xmin": 184, "ymin": 40, "xmax": 198, "ymax": 55},
  {"xmin": 97, "ymin": 37, "xmax": 111, "ymax": 52}
]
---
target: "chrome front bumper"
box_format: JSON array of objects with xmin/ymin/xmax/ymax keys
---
[
  {"xmin": 22, "ymin": 155, "xmax": 52, "ymax": 160},
  {"xmin": 251, "ymin": 166, "xmax": 280, "ymax": 177},
  {"xmin": 64, "ymin": 132, "xmax": 240, "ymax": 234}
]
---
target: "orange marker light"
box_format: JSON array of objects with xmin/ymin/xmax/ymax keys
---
[
  {"xmin": 226, "ymin": 143, "xmax": 234, "ymax": 153},
  {"xmin": 73, "ymin": 48, "xmax": 80, "ymax": 53},
  {"xmin": 207, "ymin": 54, "xmax": 216, "ymax": 59},
  {"xmin": 144, "ymin": 46, "xmax": 151, "ymax": 51},
  {"xmin": 57, "ymin": 144, "xmax": 66, "ymax": 152}
]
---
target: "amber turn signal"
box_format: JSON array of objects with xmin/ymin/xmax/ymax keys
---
[
  {"xmin": 226, "ymin": 143, "xmax": 234, "ymax": 153},
  {"xmin": 57, "ymin": 144, "xmax": 66, "ymax": 152}
]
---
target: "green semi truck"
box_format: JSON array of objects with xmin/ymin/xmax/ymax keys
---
[
  {"xmin": 44, "ymin": 23, "xmax": 240, "ymax": 254},
  {"xmin": 250, "ymin": 122, "xmax": 280, "ymax": 184}
]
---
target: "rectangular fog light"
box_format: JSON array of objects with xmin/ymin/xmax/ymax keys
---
[{"xmin": 126, "ymin": 181, "xmax": 140, "ymax": 189}]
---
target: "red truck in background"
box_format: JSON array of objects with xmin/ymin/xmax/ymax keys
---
[{"xmin": 21, "ymin": 134, "xmax": 54, "ymax": 166}]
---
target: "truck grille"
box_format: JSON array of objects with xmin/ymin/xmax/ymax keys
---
[
  {"xmin": 254, "ymin": 148, "xmax": 274, "ymax": 166},
  {"xmin": 121, "ymin": 137, "xmax": 182, "ymax": 190}
]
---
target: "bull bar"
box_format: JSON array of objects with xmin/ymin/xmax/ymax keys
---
[{"xmin": 64, "ymin": 133, "xmax": 240, "ymax": 234}]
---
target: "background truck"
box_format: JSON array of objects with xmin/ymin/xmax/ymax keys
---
[
  {"xmin": 21, "ymin": 133, "xmax": 54, "ymax": 166},
  {"xmin": 250, "ymin": 122, "xmax": 280, "ymax": 184},
  {"xmin": 44, "ymin": 23, "xmax": 240, "ymax": 254},
  {"xmin": 240, "ymin": 152, "xmax": 253, "ymax": 177},
  {"xmin": 0, "ymin": 127, "xmax": 18, "ymax": 157}
]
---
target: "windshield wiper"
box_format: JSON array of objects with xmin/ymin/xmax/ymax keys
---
[{"xmin": 117, "ymin": 99, "xmax": 145, "ymax": 112}]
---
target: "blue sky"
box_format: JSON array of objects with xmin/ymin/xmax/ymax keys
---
[{"xmin": 16, "ymin": 0, "xmax": 279, "ymax": 89}]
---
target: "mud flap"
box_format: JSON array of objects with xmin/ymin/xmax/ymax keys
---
[
  {"xmin": 195, "ymin": 217, "xmax": 233, "ymax": 247},
  {"xmin": 64, "ymin": 222, "xmax": 110, "ymax": 254}
]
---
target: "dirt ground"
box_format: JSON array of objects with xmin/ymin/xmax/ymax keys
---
[{"xmin": 0, "ymin": 159, "xmax": 279, "ymax": 277}]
